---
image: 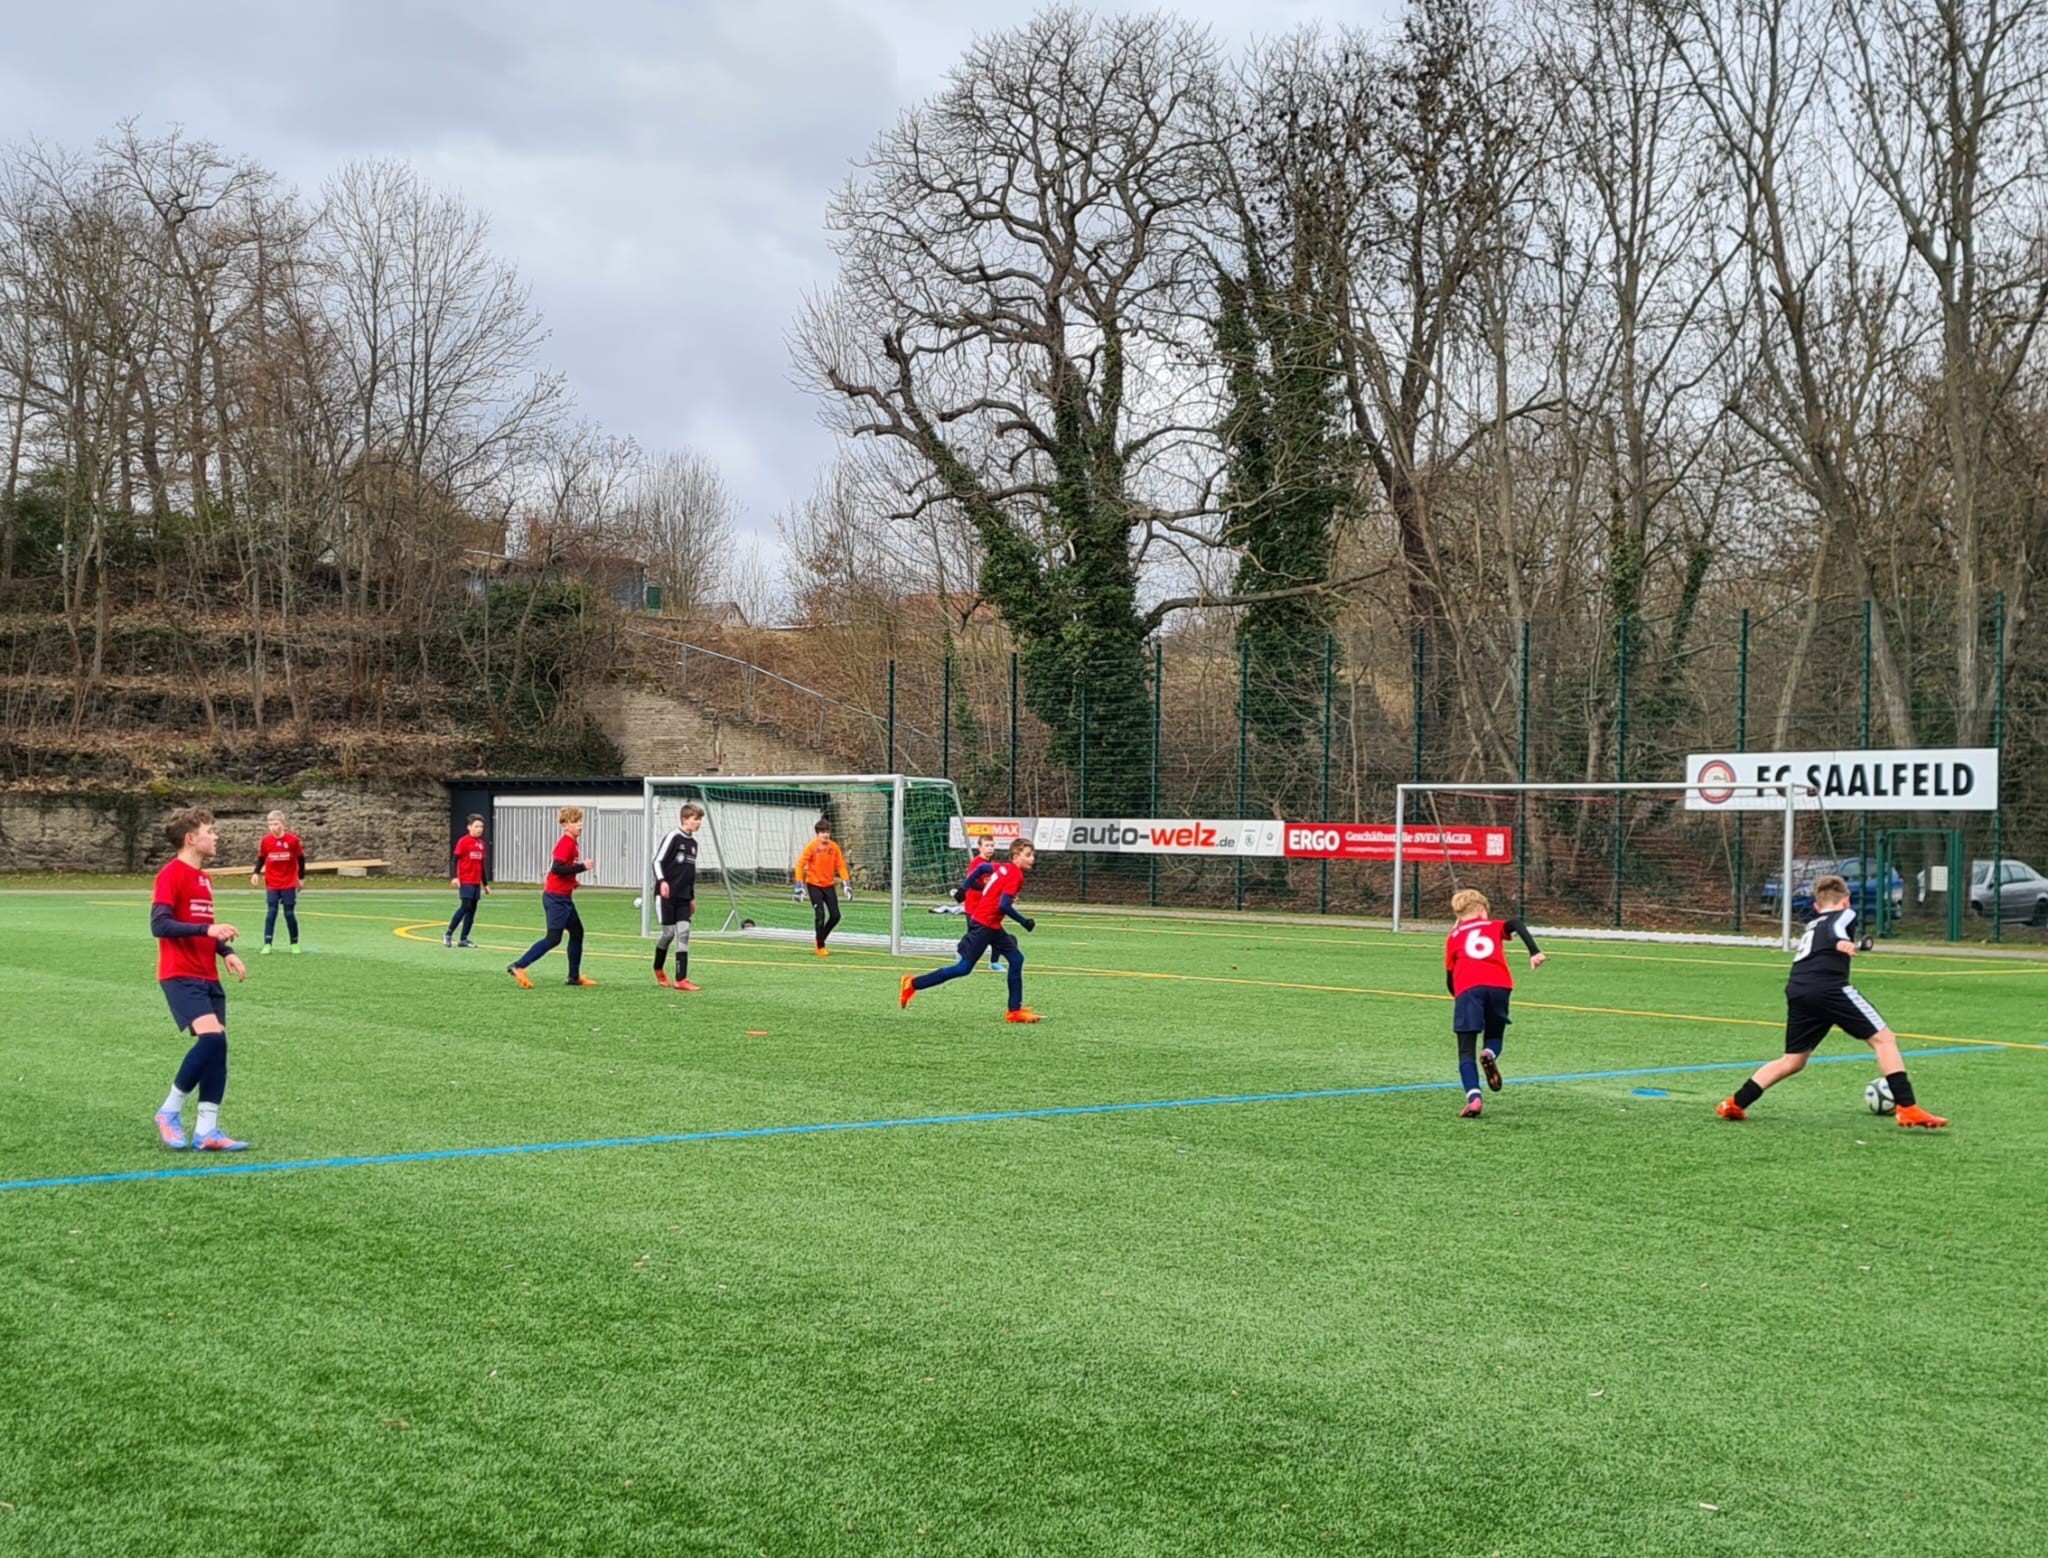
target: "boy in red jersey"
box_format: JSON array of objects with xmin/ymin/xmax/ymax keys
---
[
  {"xmin": 902, "ymin": 840, "xmax": 1040, "ymax": 1022},
  {"xmin": 445, "ymin": 813, "xmax": 491, "ymax": 948},
  {"xmin": 153, "ymin": 808, "xmax": 250, "ymax": 1151},
  {"xmin": 949, "ymin": 832, "xmax": 1006, "ymax": 972},
  {"xmin": 508, "ymin": 806, "xmax": 596, "ymax": 988},
  {"xmin": 249, "ymin": 807, "xmax": 306, "ymax": 955},
  {"xmin": 1445, "ymin": 888, "xmax": 1545, "ymax": 1118}
]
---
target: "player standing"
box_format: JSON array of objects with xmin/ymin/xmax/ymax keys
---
[
  {"xmin": 249, "ymin": 807, "xmax": 305, "ymax": 956},
  {"xmin": 1444, "ymin": 889, "xmax": 1545, "ymax": 1118},
  {"xmin": 152, "ymin": 808, "xmax": 251, "ymax": 1152},
  {"xmin": 652, "ymin": 803, "xmax": 704, "ymax": 991},
  {"xmin": 901, "ymin": 840, "xmax": 1040, "ymax": 1022},
  {"xmin": 1717, "ymin": 874, "xmax": 1948, "ymax": 1128},
  {"xmin": 794, "ymin": 818, "xmax": 849, "ymax": 957},
  {"xmin": 446, "ymin": 813, "xmax": 490, "ymax": 947},
  {"xmin": 951, "ymin": 833, "xmax": 1005, "ymax": 972},
  {"xmin": 507, "ymin": 806, "xmax": 596, "ymax": 988}
]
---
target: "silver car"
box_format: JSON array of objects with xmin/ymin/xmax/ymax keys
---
[{"xmin": 1968, "ymin": 859, "xmax": 2048, "ymax": 926}]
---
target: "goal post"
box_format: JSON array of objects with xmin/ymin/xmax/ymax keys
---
[
  {"xmin": 639, "ymin": 773, "xmax": 967, "ymax": 956},
  {"xmin": 1392, "ymin": 780, "xmax": 1813, "ymax": 949}
]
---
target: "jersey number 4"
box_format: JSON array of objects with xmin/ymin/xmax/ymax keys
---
[{"xmin": 1461, "ymin": 928, "xmax": 1497, "ymax": 960}]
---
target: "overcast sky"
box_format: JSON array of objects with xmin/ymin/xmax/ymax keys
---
[{"xmin": 1, "ymin": 0, "xmax": 1396, "ymax": 558}]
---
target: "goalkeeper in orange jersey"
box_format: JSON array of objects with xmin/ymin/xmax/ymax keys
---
[{"xmin": 794, "ymin": 818, "xmax": 850, "ymax": 956}]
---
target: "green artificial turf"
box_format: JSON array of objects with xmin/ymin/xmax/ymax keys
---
[{"xmin": 2, "ymin": 884, "xmax": 2044, "ymax": 1556}]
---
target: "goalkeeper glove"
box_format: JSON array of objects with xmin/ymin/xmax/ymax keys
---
[{"xmin": 1019, "ymin": 915, "xmax": 1036, "ymax": 932}]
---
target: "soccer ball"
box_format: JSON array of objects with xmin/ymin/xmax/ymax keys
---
[
  {"xmin": 632, "ymin": 896, "xmax": 643, "ymax": 909},
  {"xmin": 1865, "ymin": 1077, "xmax": 1896, "ymax": 1115}
]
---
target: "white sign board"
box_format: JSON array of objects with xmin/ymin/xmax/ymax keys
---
[{"xmin": 1684, "ymin": 749, "xmax": 1999, "ymax": 812}]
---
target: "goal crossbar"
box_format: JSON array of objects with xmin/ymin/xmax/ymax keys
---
[{"xmin": 1393, "ymin": 780, "xmax": 1809, "ymax": 950}]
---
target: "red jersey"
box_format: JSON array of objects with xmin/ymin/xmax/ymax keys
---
[
  {"xmin": 968, "ymin": 861, "xmax": 1024, "ymax": 930},
  {"xmin": 545, "ymin": 832, "xmax": 581, "ymax": 897},
  {"xmin": 154, "ymin": 858, "xmax": 221, "ymax": 983},
  {"xmin": 1446, "ymin": 918, "xmax": 1515, "ymax": 996},
  {"xmin": 258, "ymin": 831, "xmax": 305, "ymax": 890},
  {"xmin": 453, "ymin": 835, "xmax": 488, "ymax": 887}
]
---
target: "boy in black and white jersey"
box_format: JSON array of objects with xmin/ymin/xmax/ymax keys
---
[
  {"xmin": 1717, "ymin": 874, "xmax": 1948, "ymax": 1128},
  {"xmin": 652, "ymin": 803, "xmax": 704, "ymax": 991}
]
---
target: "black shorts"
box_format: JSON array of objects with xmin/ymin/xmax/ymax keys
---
[
  {"xmin": 1784, "ymin": 986, "xmax": 1886, "ymax": 1053},
  {"xmin": 1452, "ymin": 986, "xmax": 1512, "ymax": 1039},
  {"xmin": 161, "ymin": 977, "xmax": 227, "ymax": 1033},
  {"xmin": 657, "ymin": 888, "xmax": 694, "ymax": 926}
]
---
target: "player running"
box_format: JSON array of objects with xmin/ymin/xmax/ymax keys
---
[
  {"xmin": 1717, "ymin": 874, "xmax": 1947, "ymax": 1128},
  {"xmin": 445, "ymin": 813, "xmax": 490, "ymax": 947},
  {"xmin": 902, "ymin": 840, "xmax": 1040, "ymax": 1022},
  {"xmin": 1444, "ymin": 889, "xmax": 1546, "ymax": 1118},
  {"xmin": 652, "ymin": 803, "xmax": 704, "ymax": 991},
  {"xmin": 249, "ymin": 808, "xmax": 305, "ymax": 955},
  {"xmin": 794, "ymin": 818, "xmax": 850, "ymax": 957},
  {"xmin": 153, "ymin": 808, "xmax": 251, "ymax": 1151},
  {"xmin": 507, "ymin": 806, "xmax": 596, "ymax": 988}
]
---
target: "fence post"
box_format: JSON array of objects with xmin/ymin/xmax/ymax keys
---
[
  {"xmin": 1859, "ymin": 598, "xmax": 1873, "ymax": 924},
  {"xmin": 1319, "ymin": 633, "xmax": 1333, "ymax": 915},
  {"xmin": 1613, "ymin": 615, "xmax": 1629, "ymax": 930},
  {"xmin": 1735, "ymin": 608, "xmax": 1749, "ymax": 934},
  {"xmin": 1411, "ymin": 624, "xmax": 1425, "ymax": 920},
  {"xmin": 1078, "ymin": 682, "xmax": 1090, "ymax": 901},
  {"xmin": 1235, "ymin": 637, "xmax": 1249, "ymax": 913},
  {"xmin": 1993, "ymin": 589, "xmax": 2006, "ymax": 945},
  {"xmin": 887, "ymin": 659, "xmax": 897, "ymax": 773},
  {"xmin": 941, "ymin": 651, "xmax": 952, "ymax": 782},
  {"xmin": 1150, "ymin": 639, "xmax": 1162, "ymax": 909},
  {"xmin": 1516, "ymin": 619, "xmax": 1530, "ymax": 922},
  {"xmin": 1008, "ymin": 651, "xmax": 1019, "ymax": 814}
]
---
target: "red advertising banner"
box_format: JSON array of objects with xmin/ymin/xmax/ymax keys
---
[{"xmin": 1283, "ymin": 823, "xmax": 1514, "ymax": 863}]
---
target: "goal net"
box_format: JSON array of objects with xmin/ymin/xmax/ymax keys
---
[
  {"xmin": 1392, "ymin": 781, "xmax": 1829, "ymax": 949},
  {"xmin": 639, "ymin": 774, "xmax": 966, "ymax": 955}
]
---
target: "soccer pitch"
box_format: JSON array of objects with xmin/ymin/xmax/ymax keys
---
[{"xmin": 3, "ymin": 884, "xmax": 2044, "ymax": 1556}]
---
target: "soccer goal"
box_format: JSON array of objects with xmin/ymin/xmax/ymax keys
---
[
  {"xmin": 639, "ymin": 773, "xmax": 967, "ymax": 955},
  {"xmin": 1391, "ymin": 780, "xmax": 1820, "ymax": 949}
]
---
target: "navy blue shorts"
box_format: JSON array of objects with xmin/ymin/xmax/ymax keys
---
[
  {"xmin": 957, "ymin": 921, "xmax": 1020, "ymax": 962},
  {"xmin": 161, "ymin": 977, "xmax": 227, "ymax": 1032},
  {"xmin": 456, "ymin": 884, "xmax": 482, "ymax": 903},
  {"xmin": 266, "ymin": 887, "xmax": 298, "ymax": 909},
  {"xmin": 543, "ymin": 891, "xmax": 583, "ymax": 934},
  {"xmin": 1452, "ymin": 986, "xmax": 1512, "ymax": 1038}
]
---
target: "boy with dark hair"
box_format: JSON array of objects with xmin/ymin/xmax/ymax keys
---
[
  {"xmin": 902, "ymin": 839, "xmax": 1040, "ymax": 1022},
  {"xmin": 446, "ymin": 814, "xmax": 490, "ymax": 948},
  {"xmin": 508, "ymin": 806, "xmax": 597, "ymax": 988},
  {"xmin": 153, "ymin": 808, "xmax": 251, "ymax": 1151},
  {"xmin": 794, "ymin": 818, "xmax": 849, "ymax": 957},
  {"xmin": 652, "ymin": 802, "xmax": 704, "ymax": 991},
  {"xmin": 250, "ymin": 808, "xmax": 305, "ymax": 955},
  {"xmin": 1445, "ymin": 888, "xmax": 1546, "ymax": 1119},
  {"xmin": 1718, "ymin": 875, "xmax": 1948, "ymax": 1128}
]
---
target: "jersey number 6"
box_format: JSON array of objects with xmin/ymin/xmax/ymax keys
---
[{"xmin": 1462, "ymin": 929, "xmax": 1497, "ymax": 959}]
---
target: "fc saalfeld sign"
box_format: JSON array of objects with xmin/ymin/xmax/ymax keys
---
[{"xmin": 1684, "ymin": 748, "xmax": 1999, "ymax": 811}]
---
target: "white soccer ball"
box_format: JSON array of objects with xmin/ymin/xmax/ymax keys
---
[
  {"xmin": 632, "ymin": 896, "xmax": 644, "ymax": 910},
  {"xmin": 1865, "ymin": 1077, "xmax": 1896, "ymax": 1115}
]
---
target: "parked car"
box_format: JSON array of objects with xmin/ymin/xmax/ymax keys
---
[
  {"xmin": 1760, "ymin": 856, "xmax": 1904, "ymax": 917},
  {"xmin": 1967, "ymin": 859, "xmax": 2048, "ymax": 926}
]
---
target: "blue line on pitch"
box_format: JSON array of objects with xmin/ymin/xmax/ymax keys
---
[{"xmin": 0, "ymin": 1045, "xmax": 1999, "ymax": 1196}]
